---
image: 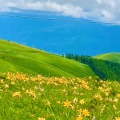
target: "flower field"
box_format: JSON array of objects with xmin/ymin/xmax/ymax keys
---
[{"xmin": 0, "ymin": 72, "xmax": 120, "ymax": 120}]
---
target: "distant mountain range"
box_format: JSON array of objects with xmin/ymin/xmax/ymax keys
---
[{"xmin": 0, "ymin": 12, "xmax": 120, "ymax": 56}]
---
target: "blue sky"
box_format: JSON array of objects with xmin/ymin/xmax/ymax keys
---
[{"xmin": 0, "ymin": 0, "xmax": 120, "ymax": 56}]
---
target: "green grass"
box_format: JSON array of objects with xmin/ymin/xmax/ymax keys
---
[
  {"xmin": 94, "ymin": 52, "xmax": 120, "ymax": 64},
  {"xmin": 0, "ymin": 73, "xmax": 120, "ymax": 120},
  {"xmin": 0, "ymin": 39, "xmax": 95, "ymax": 78}
]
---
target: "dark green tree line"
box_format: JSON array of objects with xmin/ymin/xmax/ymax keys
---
[{"xmin": 66, "ymin": 54, "xmax": 120, "ymax": 81}]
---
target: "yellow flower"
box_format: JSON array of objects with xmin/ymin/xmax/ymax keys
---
[
  {"xmin": 57, "ymin": 101, "xmax": 61, "ymax": 104},
  {"xmin": 34, "ymin": 85, "xmax": 38, "ymax": 90},
  {"xmin": 88, "ymin": 76, "xmax": 92, "ymax": 79},
  {"xmin": 64, "ymin": 100, "xmax": 71, "ymax": 107},
  {"xmin": 4, "ymin": 84, "xmax": 9, "ymax": 88},
  {"xmin": 76, "ymin": 116, "xmax": 83, "ymax": 120},
  {"xmin": 71, "ymin": 105, "xmax": 75, "ymax": 110},
  {"xmin": 104, "ymin": 92, "xmax": 109, "ymax": 96},
  {"xmin": 114, "ymin": 98, "xmax": 119, "ymax": 103},
  {"xmin": 79, "ymin": 99, "xmax": 85, "ymax": 104},
  {"xmin": 73, "ymin": 86, "xmax": 78, "ymax": 90},
  {"xmin": 94, "ymin": 94, "xmax": 103, "ymax": 101},
  {"xmin": 115, "ymin": 117, "xmax": 120, "ymax": 120},
  {"xmin": 117, "ymin": 94, "xmax": 120, "ymax": 98},
  {"xmin": 11, "ymin": 81, "xmax": 15, "ymax": 85},
  {"xmin": 62, "ymin": 89, "xmax": 66, "ymax": 93},
  {"xmin": 78, "ymin": 109, "xmax": 83, "ymax": 114},
  {"xmin": 0, "ymin": 79, "xmax": 4, "ymax": 84},
  {"xmin": 100, "ymin": 105, "xmax": 106, "ymax": 114},
  {"xmin": 45, "ymin": 100, "xmax": 51, "ymax": 106},
  {"xmin": 113, "ymin": 105, "xmax": 117, "ymax": 110},
  {"xmin": 22, "ymin": 87, "xmax": 25, "ymax": 90},
  {"xmin": 25, "ymin": 89, "xmax": 36, "ymax": 98},
  {"xmin": 38, "ymin": 118, "xmax": 45, "ymax": 120},
  {"xmin": 83, "ymin": 109, "xmax": 90, "ymax": 117},
  {"xmin": 12, "ymin": 92, "xmax": 22, "ymax": 98},
  {"xmin": 73, "ymin": 97, "xmax": 78, "ymax": 104}
]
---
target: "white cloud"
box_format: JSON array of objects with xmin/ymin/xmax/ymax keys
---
[{"xmin": 0, "ymin": 0, "xmax": 120, "ymax": 24}]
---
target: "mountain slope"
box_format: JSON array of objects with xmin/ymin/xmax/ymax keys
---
[
  {"xmin": 0, "ymin": 39, "xmax": 95, "ymax": 78},
  {"xmin": 94, "ymin": 52, "xmax": 120, "ymax": 63}
]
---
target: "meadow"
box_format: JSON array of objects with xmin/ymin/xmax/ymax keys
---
[
  {"xmin": 0, "ymin": 39, "xmax": 95, "ymax": 78},
  {"xmin": 0, "ymin": 72, "xmax": 120, "ymax": 120}
]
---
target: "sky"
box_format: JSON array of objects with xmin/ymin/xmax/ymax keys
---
[
  {"xmin": 0, "ymin": 0, "xmax": 120, "ymax": 56},
  {"xmin": 0, "ymin": 0, "xmax": 120, "ymax": 24}
]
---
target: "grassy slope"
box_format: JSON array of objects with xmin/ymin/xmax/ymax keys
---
[
  {"xmin": 0, "ymin": 39, "xmax": 95, "ymax": 78},
  {"xmin": 93, "ymin": 52, "xmax": 120, "ymax": 64}
]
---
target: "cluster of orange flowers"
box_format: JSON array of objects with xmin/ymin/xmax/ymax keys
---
[
  {"xmin": 0, "ymin": 72, "xmax": 120, "ymax": 119},
  {"xmin": 76, "ymin": 109, "xmax": 90, "ymax": 120}
]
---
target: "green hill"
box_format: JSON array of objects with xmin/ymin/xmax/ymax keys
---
[
  {"xmin": 94, "ymin": 52, "xmax": 120, "ymax": 63},
  {"xmin": 0, "ymin": 39, "xmax": 95, "ymax": 78},
  {"xmin": 66, "ymin": 53, "xmax": 120, "ymax": 81}
]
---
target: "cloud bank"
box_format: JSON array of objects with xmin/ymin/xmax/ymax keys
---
[{"xmin": 0, "ymin": 0, "xmax": 120, "ymax": 24}]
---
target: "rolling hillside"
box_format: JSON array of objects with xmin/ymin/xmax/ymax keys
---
[
  {"xmin": 66, "ymin": 53, "xmax": 120, "ymax": 81},
  {"xmin": 0, "ymin": 39, "xmax": 95, "ymax": 78},
  {"xmin": 94, "ymin": 52, "xmax": 120, "ymax": 63}
]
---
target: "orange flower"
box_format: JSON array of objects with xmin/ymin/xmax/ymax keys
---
[
  {"xmin": 64, "ymin": 100, "xmax": 71, "ymax": 107},
  {"xmin": 83, "ymin": 109, "xmax": 90, "ymax": 117}
]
